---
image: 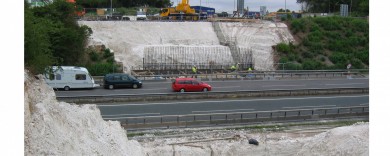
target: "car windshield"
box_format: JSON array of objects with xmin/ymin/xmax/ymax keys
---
[{"xmin": 129, "ymin": 75, "xmax": 137, "ymax": 80}]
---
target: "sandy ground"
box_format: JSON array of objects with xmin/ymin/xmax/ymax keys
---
[{"xmin": 24, "ymin": 71, "xmax": 368, "ymax": 155}]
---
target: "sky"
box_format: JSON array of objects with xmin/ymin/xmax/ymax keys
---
[{"xmin": 186, "ymin": 0, "xmax": 302, "ymax": 13}]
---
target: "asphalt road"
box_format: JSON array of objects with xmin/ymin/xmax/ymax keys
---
[
  {"xmin": 55, "ymin": 78, "xmax": 369, "ymax": 97},
  {"xmin": 97, "ymin": 94, "xmax": 369, "ymax": 119}
]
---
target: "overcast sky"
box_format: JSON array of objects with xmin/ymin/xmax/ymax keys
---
[{"xmin": 185, "ymin": 0, "xmax": 302, "ymax": 13}]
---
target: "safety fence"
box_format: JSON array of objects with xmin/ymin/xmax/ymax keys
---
[
  {"xmin": 91, "ymin": 70, "xmax": 367, "ymax": 84},
  {"xmin": 57, "ymin": 88, "xmax": 369, "ymax": 104},
  {"xmin": 108, "ymin": 106, "xmax": 369, "ymax": 130}
]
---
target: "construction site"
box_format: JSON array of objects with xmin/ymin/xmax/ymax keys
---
[
  {"xmin": 79, "ymin": 20, "xmax": 294, "ymax": 76},
  {"xmin": 65, "ymin": 0, "xmax": 292, "ymax": 77}
]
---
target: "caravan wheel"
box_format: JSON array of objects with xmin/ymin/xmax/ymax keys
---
[{"xmin": 64, "ymin": 86, "xmax": 70, "ymax": 91}]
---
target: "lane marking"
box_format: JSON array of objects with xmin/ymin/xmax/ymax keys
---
[
  {"xmin": 101, "ymin": 113, "xmax": 160, "ymax": 117},
  {"xmin": 112, "ymin": 88, "xmax": 167, "ymax": 91},
  {"xmin": 192, "ymin": 109, "xmax": 255, "ymax": 113},
  {"xmin": 359, "ymin": 103, "xmax": 369, "ymax": 105},
  {"xmin": 262, "ymin": 85, "xmax": 305, "ymax": 87},
  {"xmin": 97, "ymin": 95, "xmax": 369, "ymax": 107},
  {"xmin": 283, "ymin": 105, "xmax": 336, "ymax": 109},
  {"xmin": 325, "ymin": 83, "xmax": 365, "ymax": 86},
  {"xmin": 213, "ymin": 86, "xmax": 240, "ymax": 89}
]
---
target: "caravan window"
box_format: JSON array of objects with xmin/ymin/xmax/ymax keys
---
[
  {"xmin": 75, "ymin": 74, "xmax": 86, "ymax": 80},
  {"xmin": 56, "ymin": 74, "xmax": 61, "ymax": 80}
]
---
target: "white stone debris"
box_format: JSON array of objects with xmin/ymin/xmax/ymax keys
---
[{"xmin": 24, "ymin": 70, "xmax": 368, "ymax": 156}]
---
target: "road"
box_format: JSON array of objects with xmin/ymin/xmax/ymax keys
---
[
  {"xmin": 55, "ymin": 78, "xmax": 369, "ymax": 97},
  {"xmin": 97, "ymin": 94, "xmax": 369, "ymax": 120}
]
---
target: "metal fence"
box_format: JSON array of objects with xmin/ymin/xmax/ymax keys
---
[
  {"xmin": 57, "ymin": 88, "xmax": 369, "ymax": 104},
  {"xmin": 92, "ymin": 70, "xmax": 367, "ymax": 83},
  {"xmin": 105, "ymin": 106, "xmax": 369, "ymax": 129}
]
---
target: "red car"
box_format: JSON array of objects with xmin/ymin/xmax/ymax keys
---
[{"xmin": 172, "ymin": 78, "xmax": 212, "ymax": 92}]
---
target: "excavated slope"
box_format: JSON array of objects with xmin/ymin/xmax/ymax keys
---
[{"xmin": 78, "ymin": 21, "xmax": 294, "ymax": 72}]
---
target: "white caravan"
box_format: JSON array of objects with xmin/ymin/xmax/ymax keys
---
[{"xmin": 44, "ymin": 66, "xmax": 99, "ymax": 91}]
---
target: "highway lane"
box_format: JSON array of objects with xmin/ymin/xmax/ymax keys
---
[
  {"xmin": 55, "ymin": 78, "xmax": 369, "ymax": 97},
  {"xmin": 97, "ymin": 94, "xmax": 369, "ymax": 119}
]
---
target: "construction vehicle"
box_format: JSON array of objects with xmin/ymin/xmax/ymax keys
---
[{"xmin": 160, "ymin": 0, "xmax": 199, "ymax": 20}]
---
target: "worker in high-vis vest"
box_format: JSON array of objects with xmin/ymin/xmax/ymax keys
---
[
  {"xmin": 191, "ymin": 66, "xmax": 197, "ymax": 78},
  {"xmin": 248, "ymin": 67, "xmax": 252, "ymax": 72},
  {"xmin": 231, "ymin": 65, "xmax": 236, "ymax": 71}
]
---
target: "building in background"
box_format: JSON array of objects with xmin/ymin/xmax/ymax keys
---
[
  {"xmin": 260, "ymin": 6, "xmax": 267, "ymax": 16},
  {"xmin": 191, "ymin": 6, "xmax": 215, "ymax": 17},
  {"xmin": 237, "ymin": 0, "xmax": 244, "ymax": 17},
  {"xmin": 340, "ymin": 4, "xmax": 349, "ymax": 17}
]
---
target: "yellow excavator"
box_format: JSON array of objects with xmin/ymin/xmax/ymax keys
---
[{"xmin": 160, "ymin": 0, "xmax": 199, "ymax": 20}]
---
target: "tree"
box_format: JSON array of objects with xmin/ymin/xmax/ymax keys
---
[
  {"xmin": 25, "ymin": 0, "xmax": 92, "ymax": 74},
  {"xmin": 296, "ymin": 0, "xmax": 368, "ymax": 16},
  {"xmin": 277, "ymin": 8, "xmax": 291, "ymax": 12},
  {"xmin": 25, "ymin": 2, "xmax": 56, "ymax": 74}
]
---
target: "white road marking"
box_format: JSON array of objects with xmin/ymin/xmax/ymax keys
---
[
  {"xmin": 325, "ymin": 83, "xmax": 365, "ymax": 86},
  {"xmin": 213, "ymin": 86, "xmax": 240, "ymax": 89},
  {"xmin": 282, "ymin": 105, "xmax": 336, "ymax": 109},
  {"xmin": 97, "ymin": 95, "xmax": 369, "ymax": 107},
  {"xmin": 262, "ymin": 85, "xmax": 305, "ymax": 87},
  {"xmin": 102, "ymin": 113, "xmax": 160, "ymax": 117},
  {"xmin": 192, "ymin": 109, "xmax": 255, "ymax": 113},
  {"xmin": 359, "ymin": 103, "xmax": 369, "ymax": 105},
  {"xmin": 112, "ymin": 88, "xmax": 167, "ymax": 91}
]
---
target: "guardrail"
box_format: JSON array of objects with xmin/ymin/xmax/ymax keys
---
[
  {"xmin": 57, "ymin": 88, "xmax": 369, "ymax": 104},
  {"xmin": 92, "ymin": 70, "xmax": 368, "ymax": 85},
  {"xmin": 110, "ymin": 106, "xmax": 369, "ymax": 130}
]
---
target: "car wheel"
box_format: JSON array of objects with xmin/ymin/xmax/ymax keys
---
[
  {"xmin": 109, "ymin": 85, "xmax": 114, "ymax": 89},
  {"xmin": 180, "ymin": 88, "xmax": 185, "ymax": 93},
  {"xmin": 133, "ymin": 84, "xmax": 138, "ymax": 89},
  {"xmin": 64, "ymin": 86, "xmax": 70, "ymax": 91},
  {"xmin": 203, "ymin": 88, "xmax": 208, "ymax": 92}
]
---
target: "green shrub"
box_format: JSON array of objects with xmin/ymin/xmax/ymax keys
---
[
  {"xmin": 279, "ymin": 56, "xmax": 289, "ymax": 63},
  {"xmin": 276, "ymin": 43, "xmax": 290, "ymax": 54},
  {"xmin": 291, "ymin": 19, "xmax": 305, "ymax": 33},
  {"xmin": 320, "ymin": 57, "xmax": 326, "ymax": 62},
  {"xmin": 356, "ymin": 49, "xmax": 369, "ymax": 65},
  {"xmin": 315, "ymin": 17, "xmax": 340, "ymax": 31},
  {"xmin": 308, "ymin": 42, "xmax": 323, "ymax": 54},
  {"xmin": 302, "ymin": 38, "xmax": 311, "ymax": 47},
  {"xmin": 103, "ymin": 48, "xmax": 113, "ymax": 58},
  {"xmin": 310, "ymin": 23, "xmax": 321, "ymax": 32},
  {"xmin": 350, "ymin": 58, "xmax": 364, "ymax": 69},
  {"xmin": 89, "ymin": 51, "xmax": 99, "ymax": 62},
  {"xmin": 346, "ymin": 36, "xmax": 360, "ymax": 47},
  {"xmin": 106, "ymin": 56, "xmax": 115, "ymax": 64},
  {"xmin": 87, "ymin": 63, "xmax": 119, "ymax": 76},
  {"xmin": 285, "ymin": 63, "xmax": 302, "ymax": 70},
  {"xmin": 328, "ymin": 40, "xmax": 344, "ymax": 51},
  {"xmin": 329, "ymin": 52, "xmax": 348, "ymax": 65},
  {"xmin": 351, "ymin": 19, "xmax": 369, "ymax": 33},
  {"xmin": 302, "ymin": 51, "xmax": 314, "ymax": 58},
  {"xmin": 324, "ymin": 31, "xmax": 342, "ymax": 40},
  {"xmin": 302, "ymin": 60, "xmax": 323, "ymax": 70}
]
